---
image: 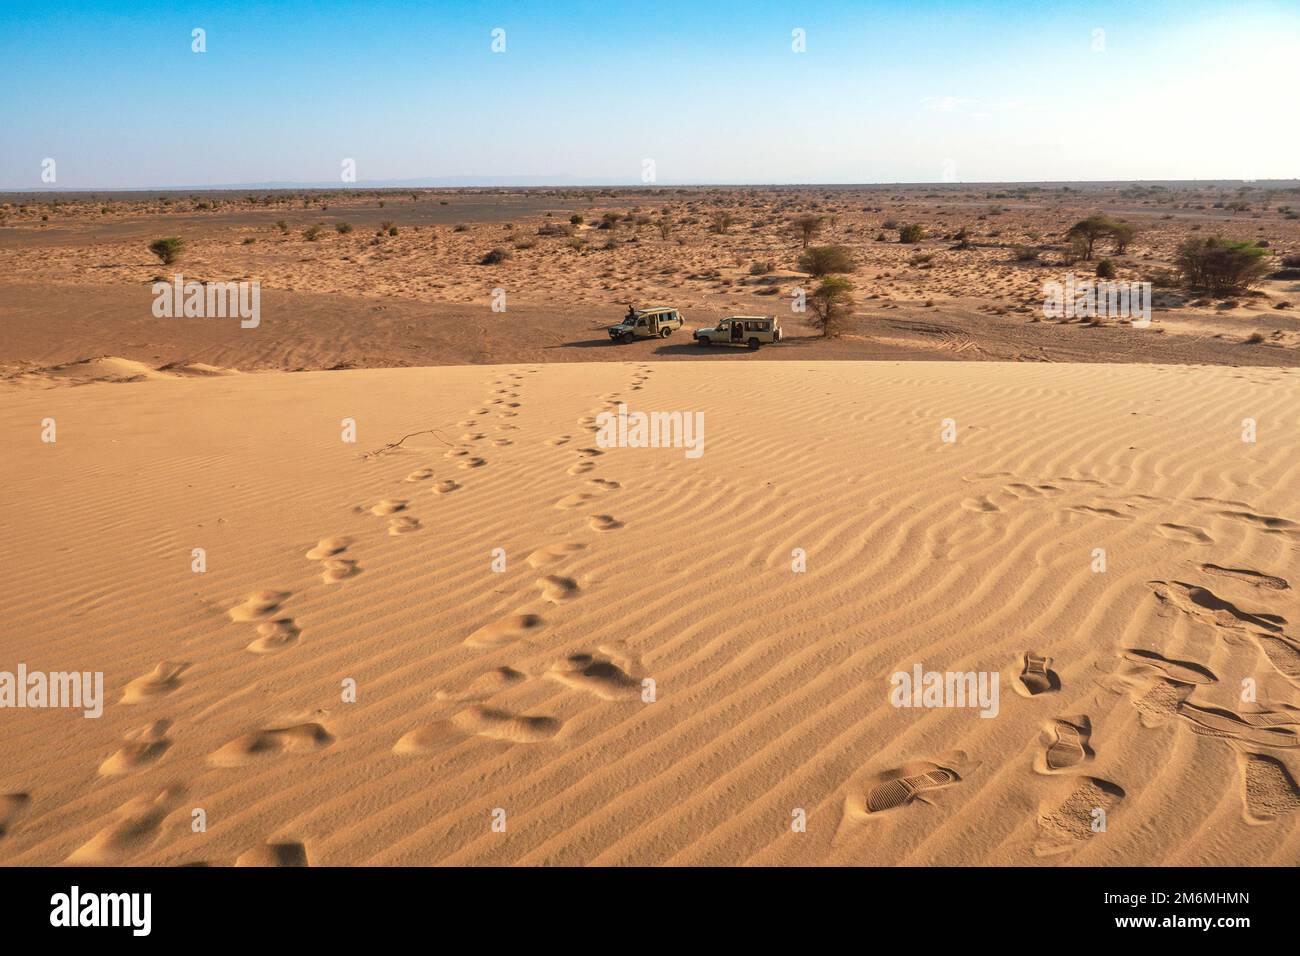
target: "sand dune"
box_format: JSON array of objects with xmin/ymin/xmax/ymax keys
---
[{"xmin": 1, "ymin": 359, "xmax": 1298, "ymax": 865}]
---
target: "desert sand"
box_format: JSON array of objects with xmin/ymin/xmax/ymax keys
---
[{"xmin": 2, "ymin": 358, "xmax": 1298, "ymax": 865}]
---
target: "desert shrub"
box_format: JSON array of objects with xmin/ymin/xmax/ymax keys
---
[
  {"xmin": 1245, "ymin": 331, "xmax": 1266, "ymax": 344},
  {"xmin": 479, "ymin": 247, "xmax": 512, "ymax": 265},
  {"xmin": 792, "ymin": 213, "xmax": 825, "ymax": 248},
  {"xmin": 335, "ymin": 222, "xmax": 354, "ymax": 234},
  {"xmin": 898, "ymin": 224, "xmax": 926, "ymax": 244},
  {"xmin": 1013, "ymin": 244, "xmax": 1039, "ymax": 262},
  {"xmin": 909, "ymin": 253, "xmax": 935, "ymax": 267},
  {"xmin": 1175, "ymin": 236, "xmax": 1271, "ymax": 296},
  {"xmin": 538, "ymin": 222, "xmax": 574, "ymax": 237},
  {"xmin": 709, "ymin": 211, "xmax": 736, "ymax": 234},
  {"xmin": 302, "ymin": 225, "xmax": 322, "ymax": 241},
  {"xmin": 749, "ymin": 260, "xmax": 775, "ymax": 275},
  {"xmin": 1096, "ymin": 258, "xmax": 1118, "ymax": 279},
  {"xmin": 569, "ymin": 214, "xmax": 583, "ymax": 225},
  {"xmin": 387, "ymin": 226, "xmax": 398, "ymax": 236},
  {"xmin": 241, "ymin": 237, "xmax": 256, "ymax": 245},
  {"xmin": 453, "ymin": 223, "xmax": 468, "ymax": 232},
  {"xmin": 148, "ymin": 237, "xmax": 185, "ymax": 264},
  {"xmin": 275, "ymin": 220, "xmax": 288, "ymax": 234},
  {"xmin": 808, "ymin": 275, "xmax": 855, "ymax": 337},
  {"xmin": 799, "ymin": 244, "xmax": 855, "ymax": 276},
  {"xmin": 882, "ymin": 219, "xmax": 898, "ymax": 230}
]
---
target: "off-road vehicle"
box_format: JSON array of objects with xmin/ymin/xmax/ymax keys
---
[
  {"xmin": 608, "ymin": 306, "xmax": 685, "ymax": 343},
  {"xmin": 694, "ymin": 315, "xmax": 781, "ymax": 349}
]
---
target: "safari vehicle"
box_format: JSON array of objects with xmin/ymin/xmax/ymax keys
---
[
  {"xmin": 694, "ymin": 315, "xmax": 782, "ymax": 350},
  {"xmin": 608, "ymin": 306, "xmax": 685, "ymax": 343}
]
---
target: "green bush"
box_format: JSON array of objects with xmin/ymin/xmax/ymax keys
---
[
  {"xmin": 148, "ymin": 237, "xmax": 185, "ymax": 264},
  {"xmin": 898, "ymin": 224, "xmax": 926, "ymax": 244},
  {"xmin": 1096, "ymin": 258, "xmax": 1118, "ymax": 279},
  {"xmin": 799, "ymin": 245, "xmax": 855, "ymax": 276},
  {"xmin": 1175, "ymin": 236, "xmax": 1270, "ymax": 296}
]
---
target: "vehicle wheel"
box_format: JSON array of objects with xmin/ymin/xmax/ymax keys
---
[
  {"xmin": 696, "ymin": 337, "xmax": 709, "ymax": 346},
  {"xmin": 747, "ymin": 338, "xmax": 761, "ymax": 350},
  {"xmin": 620, "ymin": 331, "xmax": 633, "ymax": 343},
  {"xmin": 660, "ymin": 327, "xmax": 671, "ymax": 338}
]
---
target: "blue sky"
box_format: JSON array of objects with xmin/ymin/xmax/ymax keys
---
[{"xmin": 1, "ymin": 0, "xmax": 1297, "ymax": 188}]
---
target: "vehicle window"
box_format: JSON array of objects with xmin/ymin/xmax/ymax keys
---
[{"xmin": 637, "ymin": 318, "xmax": 646, "ymax": 327}]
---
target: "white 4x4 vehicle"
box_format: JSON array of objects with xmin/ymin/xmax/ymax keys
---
[
  {"xmin": 608, "ymin": 306, "xmax": 685, "ymax": 343},
  {"xmin": 694, "ymin": 315, "xmax": 781, "ymax": 349}
]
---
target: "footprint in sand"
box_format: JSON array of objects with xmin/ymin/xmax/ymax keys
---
[
  {"xmin": 121, "ymin": 661, "xmax": 190, "ymax": 703},
  {"xmin": 458, "ymin": 457, "xmax": 486, "ymax": 469},
  {"xmin": 99, "ymin": 720, "xmax": 172, "ymax": 776},
  {"xmin": 536, "ymin": 575, "xmax": 580, "ymax": 603},
  {"xmin": 493, "ymin": 438, "xmax": 513, "ymax": 447},
  {"xmin": 67, "ymin": 785, "xmax": 186, "ymax": 864},
  {"xmin": 1149, "ymin": 580, "xmax": 1285, "ymax": 633},
  {"xmin": 1253, "ymin": 633, "xmax": 1300, "ymax": 687},
  {"xmin": 1200, "ymin": 563, "xmax": 1288, "ymax": 591},
  {"xmin": 433, "ymin": 480, "xmax": 461, "ymax": 494},
  {"xmin": 235, "ymin": 841, "xmax": 310, "ymax": 867},
  {"xmin": 247, "ymin": 619, "xmax": 301, "ymax": 654},
  {"xmin": 574, "ymin": 447, "xmax": 604, "ymax": 458},
  {"xmin": 546, "ymin": 435, "xmax": 572, "ymax": 446},
  {"xmin": 1033, "ymin": 776, "xmax": 1125, "ymax": 857},
  {"xmin": 1014, "ymin": 651, "xmax": 1059, "ymax": 696},
  {"xmin": 209, "ymin": 722, "xmax": 335, "ymax": 767},
  {"xmin": 228, "ymin": 589, "xmax": 291, "ymax": 622},
  {"xmin": 436, "ymin": 666, "xmax": 527, "ymax": 702},
  {"xmin": 306, "ymin": 536, "xmax": 352, "ymax": 560},
  {"xmin": 445, "ymin": 448, "xmax": 470, "ymax": 459},
  {"xmin": 369, "ymin": 499, "xmax": 408, "ymax": 516},
  {"xmin": 405, "ymin": 468, "xmax": 435, "ymax": 482},
  {"xmin": 588, "ymin": 478, "xmax": 621, "ymax": 492},
  {"xmin": 1119, "ymin": 648, "xmax": 1216, "ymax": 685},
  {"xmin": 588, "ymin": 514, "xmax": 624, "ymax": 532},
  {"xmin": 546, "ymin": 652, "xmax": 641, "ymax": 700},
  {"xmin": 1177, "ymin": 701, "xmax": 1299, "ymax": 749},
  {"xmin": 1157, "ymin": 523, "xmax": 1213, "ymax": 544},
  {"xmin": 866, "ymin": 768, "xmax": 960, "ymax": 813},
  {"xmin": 555, "ymin": 492, "xmax": 596, "ymax": 509},
  {"xmin": 394, "ymin": 705, "xmax": 561, "ymax": 751},
  {"xmin": 526, "ymin": 542, "xmax": 588, "ymax": 568},
  {"xmin": 567, "ymin": 461, "xmax": 596, "ymax": 476},
  {"xmin": 1215, "ymin": 509, "xmax": 1300, "ymax": 538},
  {"xmin": 307, "ymin": 536, "xmax": 360, "ymax": 581},
  {"xmin": 0, "ymin": 793, "xmax": 32, "ymax": 840},
  {"xmin": 388, "ymin": 515, "xmax": 422, "ymax": 535},
  {"xmin": 1038, "ymin": 716, "xmax": 1093, "ymax": 773},
  {"xmin": 465, "ymin": 613, "xmax": 546, "ymax": 647},
  {"xmin": 1239, "ymin": 752, "xmax": 1300, "ymax": 823},
  {"xmin": 961, "ymin": 496, "xmax": 999, "ymax": 513}
]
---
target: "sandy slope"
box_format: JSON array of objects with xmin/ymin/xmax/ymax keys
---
[{"xmin": 1, "ymin": 360, "xmax": 1298, "ymax": 865}]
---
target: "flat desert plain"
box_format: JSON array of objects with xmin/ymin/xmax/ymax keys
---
[{"xmin": 1, "ymin": 185, "xmax": 1299, "ymax": 866}]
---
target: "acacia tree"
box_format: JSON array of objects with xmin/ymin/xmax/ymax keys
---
[
  {"xmin": 792, "ymin": 214, "xmax": 825, "ymax": 249},
  {"xmin": 1065, "ymin": 214, "xmax": 1121, "ymax": 260},
  {"xmin": 808, "ymin": 275, "xmax": 855, "ymax": 337}
]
